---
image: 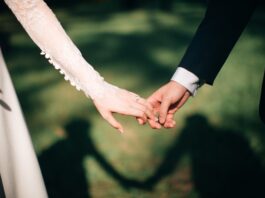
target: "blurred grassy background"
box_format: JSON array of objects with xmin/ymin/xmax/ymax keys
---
[{"xmin": 1, "ymin": 0, "xmax": 265, "ymax": 197}]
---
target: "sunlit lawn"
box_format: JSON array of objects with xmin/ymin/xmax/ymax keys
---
[{"xmin": 1, "ymin": 1, "xmax": 265, "ymax": 197}]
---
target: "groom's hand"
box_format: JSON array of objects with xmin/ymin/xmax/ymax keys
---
[{"xmin": 140, "ymin": 81, "xmax": 190, "ymax": 128}]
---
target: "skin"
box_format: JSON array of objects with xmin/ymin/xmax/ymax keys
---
[
  {"xmin": 93, "ymin": 88, "xmax": 155, "ymax": 133},
  {"xmin": 93, "ymin": 81, "xmax": 189, "ymax": 132},
  {"xmin": 138, "ymin": 81, "xmax": 190, "ymax": 129}
]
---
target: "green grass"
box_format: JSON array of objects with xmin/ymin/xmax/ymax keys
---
[{"xmin": 1, "ymin": 1, "xmax": 265, "ymax": 198}]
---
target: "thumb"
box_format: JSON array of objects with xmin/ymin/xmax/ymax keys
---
[
  {"xmin": 159, "ymin": 97, "xmax": 171, "ymax": 124},
  {"xmin": 102, "ymin": 111, "xmax": 124, "ymax": 133},
  {"xmin": 176, "ymin": 91, "xmax": 190, "ymax": 109}
]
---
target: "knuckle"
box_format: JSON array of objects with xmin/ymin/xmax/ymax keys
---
[{"xmin": 163, "ymin": 95, "xmax": 171, "ymax": 101}]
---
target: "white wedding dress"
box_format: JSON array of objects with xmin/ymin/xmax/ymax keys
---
[
  {"xmin": 0, "ymin": 49, "xmax": 48, "ymax": 198},
  {"xmin": 0, "ymin": 0, "xmax": 129, "ymax": 197}
]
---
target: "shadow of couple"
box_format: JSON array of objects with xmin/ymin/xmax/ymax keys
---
[{"xmin": 38, "ymin": 114, "xmax": 265, "ymax": 198}]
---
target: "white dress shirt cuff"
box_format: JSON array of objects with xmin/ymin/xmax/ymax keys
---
[{"xmin": 171, "ymin": 67, "xmax": 200, "ymax": 96}]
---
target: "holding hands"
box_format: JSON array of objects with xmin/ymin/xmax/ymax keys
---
[
  {"xmin": 94, "ymin": 81, "xmax": 190, "ymax": 132},
  {"xmin": 140, "ymin": 81, "xmax": 190, "ymax": 129}
]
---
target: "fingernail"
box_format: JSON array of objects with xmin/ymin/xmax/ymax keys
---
[
  {"xmin": 159, "ymin": 119, "xmax": 165, "ymax": 124},
  {"xmin": 119, "ymin": 128, "xmax": 124, "ymax": 133}
]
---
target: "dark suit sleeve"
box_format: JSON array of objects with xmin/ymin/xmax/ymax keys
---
[{"xmin": 179, "ymin": 0, "xmax": 259, "ymax": 85}]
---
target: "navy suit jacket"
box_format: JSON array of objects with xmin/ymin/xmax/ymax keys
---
[{"xmin": 179, "ymin": 0, "xmax": 264, "ymax": 122}]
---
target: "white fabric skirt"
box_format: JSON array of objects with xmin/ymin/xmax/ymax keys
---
[{"xmin": 0, "ymin": 49, "xmax": 48, "ymax": 198}]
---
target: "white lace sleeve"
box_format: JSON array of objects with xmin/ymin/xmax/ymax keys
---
[{"xmin": 4, "ymin": 0, "xmax": 116, "ymax": 100}]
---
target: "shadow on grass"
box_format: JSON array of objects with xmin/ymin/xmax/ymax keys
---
[
  {"xmin": 38, "ymin": 118, "xmax": 144, "ymax": 198},
  {"xmin": 0, "ymin": 1, "xmax": 264, "ymax": 196},
  {"xmin": 145, "ymin": 114, "xmax": 265, "ymax": 198}
]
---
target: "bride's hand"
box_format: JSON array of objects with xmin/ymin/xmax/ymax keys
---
[{"xmin": 92, "ymin": 85, "xmax": 155, "ymax": 133}]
